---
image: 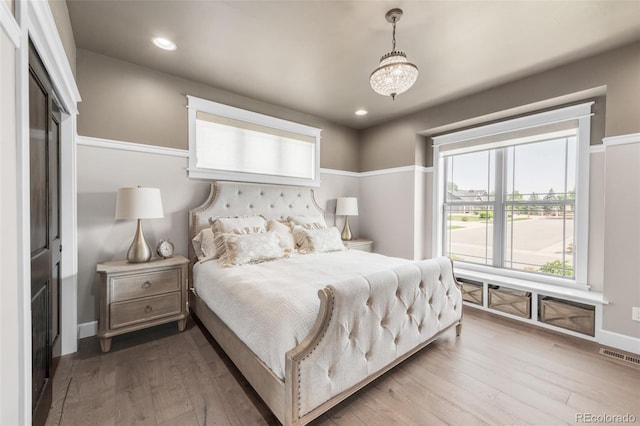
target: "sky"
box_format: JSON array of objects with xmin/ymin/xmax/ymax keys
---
[{"xmin": 447, "ymin": 137, "xmax": 577, "ymax": 198}]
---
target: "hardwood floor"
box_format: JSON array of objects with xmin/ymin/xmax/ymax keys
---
[{"xmin": 46, "ymin": 308, "xmax": 640, "ymax": 426}]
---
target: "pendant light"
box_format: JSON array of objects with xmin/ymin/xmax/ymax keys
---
[{"xmin": 369, "ymin": 8, "xmax": 419, "ymax": 100}]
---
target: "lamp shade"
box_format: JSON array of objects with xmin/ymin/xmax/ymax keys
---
[
  {"xmin": 336, "ymin": 197, "xmax": 358, "ymax": 216},
  {"xmin": 115, "ymin": 187, "xmax": 164, "ymax": 220}
]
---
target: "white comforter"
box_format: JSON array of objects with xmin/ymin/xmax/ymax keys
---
[{"xmin": 193, "ymin": 250, "xmax": 410, "ymax": 379}]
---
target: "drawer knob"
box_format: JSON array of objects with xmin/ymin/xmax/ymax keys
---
[
  {"xmin": 144, "ymin": 305, "xmax": 153, "ymax": 313},
  {"xmin": 141, "ymin": 281, "xmax": 152, "ymax": 289}
]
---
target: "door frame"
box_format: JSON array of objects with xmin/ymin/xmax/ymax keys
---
[{"xmin": 13, "ymin": 1, "xmax": 81, "ymax": 424}]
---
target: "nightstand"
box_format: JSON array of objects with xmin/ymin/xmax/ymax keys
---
[
  {"xmin": 96, "ymin": 256, "xmax": 189, "ymax": 352},
  {"xmin": 344, "ymin": 238, "xmax": 373, "ymax": 252}
]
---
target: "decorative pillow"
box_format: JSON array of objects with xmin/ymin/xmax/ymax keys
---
[
  {"xmin": 266, "ymin": 219, "xmax": 295, "ymax": 252},
  {"xmin": 210, "ymin": 215, "xmax": 266, "ymax": 232},
  {"xmin": 218, "ymin": 232, "xmax": 284, "ymax": 267},
  {"xmin": 211, "ymin": 216, "xmax": 267, "ymax": 258},
  {"xmin": 296, "ymin": 227, "xmax": 346, "ymax": 254},
  {"xmin": 287, "ymin": 214, "xmax": 327, "ymax": 228},
  {"xmin": 291, "ymin": 223, "xmax": 328, "ymax": 248},
  {"xmin": 192, "ymin": 228, "xmax": 216, "ymax": 260}
]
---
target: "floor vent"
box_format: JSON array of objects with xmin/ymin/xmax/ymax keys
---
[{"xmin": 600, "ymin": 348, "xmax": 640, "ymax": 366}]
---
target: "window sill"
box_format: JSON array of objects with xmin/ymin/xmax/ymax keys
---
[{"xmin": 454, "ymin": 267, "xmax": 606, "ymax": 305}]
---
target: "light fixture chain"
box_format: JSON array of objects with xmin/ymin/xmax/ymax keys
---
[{"xmin": 392, "ymin": 19, "xmax": 397, "ymax": 51}]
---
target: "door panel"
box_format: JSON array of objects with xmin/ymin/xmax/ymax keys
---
[
  {"xmin": 29, "ymin": 41, "xmax": 60, "ymax": 426},
  {"xmin": 29, "ymin": 74, "xmax": 48, "ymax": 255},
  {"xmin": 50, "ymin": 106, "xmax": 62, "ymax": 359},
  {"xmin": 31, "ymin": 285, "xmax": 49, "ymax": 410}
]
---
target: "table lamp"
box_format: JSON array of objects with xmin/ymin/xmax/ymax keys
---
[
  {"xmin": 336, "ymin": 197, "xmax": 358, "ymax": 241},
  {"xmin": 115, "ymin": 187, "xmax": 164, "ymax": 263}
]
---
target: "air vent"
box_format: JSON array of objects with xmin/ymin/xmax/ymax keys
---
[{"xmin": 600, "ymin": 348, "xmax": 640, "ymax": 366}]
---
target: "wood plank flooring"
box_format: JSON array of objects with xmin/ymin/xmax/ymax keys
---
[{"xmin": 46, "ymin": 308, "xmax": 640, "ymax": 426}]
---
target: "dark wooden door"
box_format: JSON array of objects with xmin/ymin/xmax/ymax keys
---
[{"xmin": 29, "ymin": 41, "xmax": 61, "ymax": 426}]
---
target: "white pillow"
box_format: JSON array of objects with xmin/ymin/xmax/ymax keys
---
[
  {"xmin": 218, "ymin": 232, "xmax": 284, "ymax": 267},
  {"xmin": 287, "ymin": 214, "xmax": 327, "ymax": 228},
  {"xmin": 192, "ymin": 228, "xmax": 216, "ymax": 260},
  {"xmin": 266, "ymin": 219, "xmax": 295, "ymax": 252},
  {"xmin": 291, "ymin": 223, "xmax": 326, "ymax": 249},
  {"xmin": 296, "ymin": 227, "xmax": 346, "ymax": 254},
  {"xmin": 211, "ymin": 215, "xmax": 267, "ymax": 258}
]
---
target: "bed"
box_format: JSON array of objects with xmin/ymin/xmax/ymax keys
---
[{"xmin": 188, "ymin": 181, "xmax": 463, "ymax": 425}]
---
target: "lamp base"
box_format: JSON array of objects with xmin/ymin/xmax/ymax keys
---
[
  {"xmin": 127, "ymin": 219, "xmax": 152, "ymax": 263},
  {"xmin": 341, "ymin": 216, "xmax": 353, "ymax": 241}
]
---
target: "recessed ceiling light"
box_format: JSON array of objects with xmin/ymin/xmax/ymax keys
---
[
  {"xmin": 152, "ymin": 37, "xmax": 177, "ymax": 51},
  {"xmin": 355, "ymin": 109, "xmax": 368, "ymax": 116}
]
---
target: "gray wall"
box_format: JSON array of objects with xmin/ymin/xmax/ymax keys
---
[
  {"xmin": 67, "ymin": 11, "xmax": 640, "ymax": 340},
  {"xmin": 356, "ymin": 41, "xmax": 640, "ymax": 340},
  {"xmin": 73, "ymin": 49, "xmax": 364, "ymax": 323},
  {"xmin": 75, "ymin": 144, "xmax": 359, "ymax": 324},
  {"xmin": 359, "ymin": 41, "xmax": 639, "ymax": 171},
  {"xmin": 76, "ymin": 49, "xmax": 360, "ymax": 172},
  {"xmin": 48, "ymin": 0, "xmax": 76, "ymax": 76},
  {"xmin": 603, "ymin": 143, "xmax": 640, "ymax": 338}
]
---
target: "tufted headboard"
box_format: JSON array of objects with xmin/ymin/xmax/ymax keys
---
[{"xmin": 188, "ymin": 181, "xmax": 324, "ymax": 265}]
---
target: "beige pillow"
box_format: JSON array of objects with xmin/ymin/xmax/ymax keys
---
[
  {"xmin": 211, "ymin": 216, "xmax": 267, "ymax": 258},
  {"xmin": 218, "ymin": 232, "xmax": 284, "ymax": 267},
  {"xmin": 266, "ymin": 219, "xmax": 295, "ymax": 252},
  {"xmin": 210, "ymin": 215, "xmax": 266, "ymax": 232},
  {"xmin": 192, "ymin": 228, "xmax": 216, "ymax": 260},
  {"xmin": 287, "ymin": 214, "xmax": 327, "ymax": 228},
  {"xmin": 295, "ymin": 227, "xmax": 346, "ymax": 254}
]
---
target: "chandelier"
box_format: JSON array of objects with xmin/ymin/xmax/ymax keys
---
[{"xmin": 369, "ymin": 8, "xmax": 419, "ymax": 100}]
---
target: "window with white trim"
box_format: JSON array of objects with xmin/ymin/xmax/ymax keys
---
[
  {"xmin": 433, "ymin": 103, "xmax": 593, "ymax": 287},
  {"xmin": 187, "ymin": 96, "xmax": 322, "ymax": 187}
]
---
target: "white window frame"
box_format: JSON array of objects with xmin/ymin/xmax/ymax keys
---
[
  {"xmin": 432, "ymin": 102, "xmax": 593, "ymax": 288},
  {"xmin": 187, "ymin": 95, "xmax": 322, "ymax": 187}
]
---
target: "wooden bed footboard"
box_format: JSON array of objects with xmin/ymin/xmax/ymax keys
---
[{"xmin": 284, "ymin": 257, "xmax": 463, "ymax": 425}]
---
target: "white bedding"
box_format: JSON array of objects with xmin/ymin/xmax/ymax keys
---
[{"xmin": 193, "ymin": 250, "xmax": 410, "ymax": 379}]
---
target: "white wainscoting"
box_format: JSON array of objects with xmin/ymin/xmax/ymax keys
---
[
  {"xmin": 75, "ymin": 137, "xmax": 370, "ymax": 336},
  {"xmin": 76, "ymin": 136, "xmax": 640, "ymax": 358}
]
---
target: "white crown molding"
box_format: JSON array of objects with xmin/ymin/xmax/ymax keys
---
[
  {"xmin": 322, "ymin": 165, "xmax": 432, "ymax": 177},
  {"xmin": 603, "ymin": 132, "xmax": 640, "ymax": 147},
  {"xmin": 359, "ymin": 165, "xmax": 420, "ymax": 177},
  {"xmin": 598, "ymin": 329, "xmax": 640, "ymax": 355},
  {"xmin": 77, "ymin": 135, "xmax": 189, "ymax": 157},
  {"xmin": 0, "ymin": 1, "xmax": 19, "ymax": 47},
  {"xmin": 590, "ymin": 144, "xmax": 606, "ymax": 153},
  {"xmin": 319, "ymin": 168, "xmax": 360, "ymax": 177},
  {"xmin": 78, "ymin": 138, "xmax": 434, "ymax": 178}
]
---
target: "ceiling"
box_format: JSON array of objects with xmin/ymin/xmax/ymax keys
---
[{"xmin": 66, "ymin": 1, "xmax": 640, "ymax": 129}]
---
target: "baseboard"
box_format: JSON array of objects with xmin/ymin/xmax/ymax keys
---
[
  {"xmin": 598, "ymin": 329, "xmax": 640, "ymax": 355},
  {"xmin": 77, "ymin": 320, "xmax": 98, "ymax": 339}
]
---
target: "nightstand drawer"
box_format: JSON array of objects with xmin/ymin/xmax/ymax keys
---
[
  {"xmin": 110, "ymin": 292, "xmax": 181, "ymax": 329},
  {"xmin": 344, "ymin": 239, "xmax": 373, "ymax": 252},
  {"xmin": 111, "ymin": 269, "xmax": 180, "ymax": 302}
]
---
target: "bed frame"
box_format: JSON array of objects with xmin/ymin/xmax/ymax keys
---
[{"xmin": 188, "ymin": 182, "xmax": 462, "ymax": 425}]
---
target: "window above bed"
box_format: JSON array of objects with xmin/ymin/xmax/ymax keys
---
[{"xmin": 187, "ymin": 95, "xmax": 322, "ymax": 187}]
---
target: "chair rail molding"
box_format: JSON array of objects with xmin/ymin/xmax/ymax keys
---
[{"xmin": 602, "ymin": 132, "xmax": 640, "ymax": 147}]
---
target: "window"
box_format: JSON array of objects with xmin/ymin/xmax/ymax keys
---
[
  {"xmin": 433, "ymin": 103, "xmax": 592, "ymax": 287},
  {"xmin": 187, "ymin": 96, "xmax": 322, "ymax": 187}
]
